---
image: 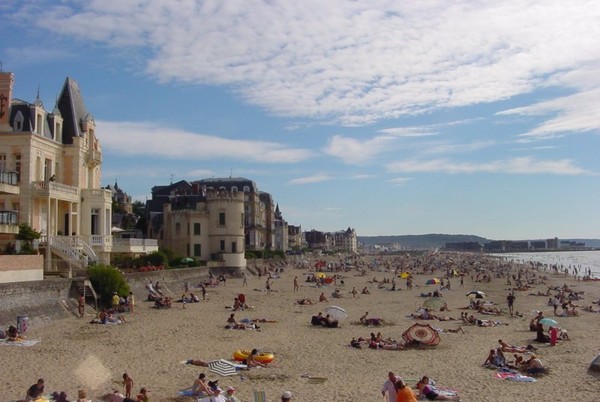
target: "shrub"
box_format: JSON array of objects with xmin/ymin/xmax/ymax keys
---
[
  {"xmin": 88, "ymin": 264, "xmax": 130, "ymax": 307},
  {"xmin": 145, "ymin": 250, "xmax": 168, "ymax": 267}
]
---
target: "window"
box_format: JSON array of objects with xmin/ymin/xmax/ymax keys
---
[
  {"xmin": 175, "ymin": 222, "xmax": 181, "ymax": 235},
  {"xmin": 193, "ymin": 243, "xmax": 201, "ymax": 256},
  {"xmin": 241, "ymin": 213, "xmax": 244, "ymax": 227},
  {"xmin": 14, "ymin": 111, "xmax": 23, "ymax": 131},
  {"xmin": 220, "ymin": 240, "xmax": 225, "ymax": 251},
  {"xmin": 194, "ymin": 223, "xmax": 201, "ymax": 235},
  {"xmin": 14, "ymin": 154, "xmax": 20, "ymax": 182},
  {"xmin": 232, "ymin": 241, "xmax": 237, "ymax": 253},
  {"xmin": 219, "ymin": 212, "xmax": 225, "ymax": 226},
  {"xmin": 0, "ymin": 154, "xmax": 6, "ymax": 171},
  {"xmin": 36, "ymin": 114, "xmax": 43, "ymax": 135}
]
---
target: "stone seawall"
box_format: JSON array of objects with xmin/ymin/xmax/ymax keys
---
[{"xmin": 0, "ymin": 266, "xmax": 245, "ymax": 329}]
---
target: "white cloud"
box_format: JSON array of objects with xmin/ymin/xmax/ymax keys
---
[
  {"xmin": 322, "ymin": 134, "xmax": 399, "ymax": 164},
  {"xmin": 500, "ymin": 88, "xmax": 600, "ymax": 140},
  {"xmin": 15, "ymin": 1, "xmax": 600, "ymax": 126},
  {"xmin": 387, "ymin": 157, "xmax": 591, "ymax": 175},
  {"xmin": 97, "ymin": 120, "xmax": 314, "ymax": 163},
  {"xmin": 287, "ymin": 174, "xmax": 333, "ymax": 185}
]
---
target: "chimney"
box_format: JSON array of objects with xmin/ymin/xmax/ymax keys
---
[{"xmin": 0, "ymin": 72, "xmax": 14, "ymax": 131}]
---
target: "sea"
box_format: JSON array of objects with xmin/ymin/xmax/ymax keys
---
[{"xmin": 492, "ymin": 250, "xmax": 600, "ymax": 279}]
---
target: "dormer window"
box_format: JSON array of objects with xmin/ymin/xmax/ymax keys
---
[
  {"xmin": 13, "ymin": 111, "xmax": 23, "ymax": 131},
  {"xmin": 36, "ymin": 113, "xmax": 43, "ymax": 135}
]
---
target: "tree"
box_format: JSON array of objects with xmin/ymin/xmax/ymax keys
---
[
  {"xmin": 16, "ymin": 223, "xmax": 41, "ymax": 254},
  {"xmin": 88, "ymin": 264, "xmax": 130, "ymax": 307}
]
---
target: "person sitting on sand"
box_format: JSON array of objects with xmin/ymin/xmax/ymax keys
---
[
  {"xmin": 522, "ymin": 355, "xmax": 546, "ymax": 375},
  {"xmin": 483, "ymin": 349, "xmax": 497, "ymax": 366},
  {"xmin": 323, "ymin": 314, "xmax": 339, "ymax": 328},
  {"xmin": 191, "ymin": 373, "xmax": 214, "ymax": 397},
  {"xmin": 416, "ymin": 376, "xmax": 460, "ymax": 401},
  {"xmin": 311, "ymin": 312, "xmax": 325, "ymax": 326},
  {"xmin": 7, "ymin": 325, "xmax": 21, "ymax": 341},
  {"xmin": 226, "ymin": 313, "xmax": 255, "ymax": 330},
  {"xmin": 331, "ymin": 289, "xmax": 343, "ymax": 298},
  {"xmin": 297, "ymin": 298, "xmax": 314, "ymax": 305},
  {"xmin": 361, "ymin": 287, "xmax": 370, "ymax": 294},
  {"xmin": 319, "ymin": 292, "xmax": 328, "ymax": 302},
  {"xmin": 26, "ymin": 378, "xmax": 45, "ymax": 401},
  {"xmin": 245, "ymin": 349, "xmax": 268, "ymax": 368}
]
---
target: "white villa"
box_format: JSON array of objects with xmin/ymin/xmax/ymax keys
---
[{"xmin": 0, "ymin": 71, "xmax": 157, "ymax": 281}]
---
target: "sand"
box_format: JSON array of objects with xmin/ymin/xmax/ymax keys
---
[{"xmin": 2, "ymin": 252, "xmax": 600, "ymax": 402}]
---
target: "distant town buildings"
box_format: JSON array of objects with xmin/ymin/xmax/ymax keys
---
[
  {"xmin": 304, "ymin": 227, "xmax": 358, "ymax": 253},
  {"xmin": 444, "ymin": 237, "xmax": 587, "ymax": 252}
]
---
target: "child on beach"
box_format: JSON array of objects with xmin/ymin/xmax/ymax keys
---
[{"xmin": 123, "ymin": 373, "xmax": 134, "ymax": 399}]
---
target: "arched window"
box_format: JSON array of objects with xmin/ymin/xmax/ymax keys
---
[
  {"xmin": 243, "ymin": 185, "xmax": 250, "ymax": 192},
  {"xmin": 175, "ymin": 222, "xmax": 181, "ymax": 236},
  {"xmin": 13, "ymin": 111, "xmax": 24, "ymax": 132}
]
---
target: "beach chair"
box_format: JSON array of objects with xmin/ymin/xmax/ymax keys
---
[{"xmin": 253, "ymin": 390, "xmax": 267, "ymax": 402}]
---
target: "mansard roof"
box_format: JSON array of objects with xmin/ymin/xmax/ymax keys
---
[
  {"xmin": 9, "ymin": 99, "xmax": 53, "ymax": 139},
  {"xmin": 57, "ymin": 77, "xmax": 93, "ymax": 144}
]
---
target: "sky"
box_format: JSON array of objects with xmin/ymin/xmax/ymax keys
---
[{"xmin": 1, "ymin": 0, "xmax": 599, "ymax": 240}]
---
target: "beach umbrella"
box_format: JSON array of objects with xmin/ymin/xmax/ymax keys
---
[
  {"xmin": 426, "ymin": 278, "xmax": 440, "ymax": 285},
  {"xmin": 422, "ymin": 297, "xmax": 447, "ymax": 310},
  {"xmin": 315, "ymin": 272, "xmax": 327, "ymax": 279},
  {"xmin": 399, "ymin": 272, "xmax": 411, "ymax": 279},
  {"xmin": 402, "ymin": 323, "xmax": 441, "ymax": 346},
  {"xmin": 181, "ymin": 257, "xmax": 194, "ymax": 263},
  {"xmin": 538, "ymin": 318, "xmax": 559, "ymax": 327},
  {"xmin": 208, "ymin": 359, "xmax": 239, "ymax": 377},
  {"xmin": 466, "ymin": 291, "xmax": 486, "ymax": 299},
  {"xmin": 324, "ymin": 305, "xmax": 348, "ymax": 321}
]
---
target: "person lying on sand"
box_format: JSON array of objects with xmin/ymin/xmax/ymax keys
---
[{"xmin": 498, "ymin": 339, "xmax": 536, "ymax": 353}]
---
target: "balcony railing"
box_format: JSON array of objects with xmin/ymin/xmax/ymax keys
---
[
  {"xmin": 0, "ymin": 210, "xmax": 18, "ymax": 225},
  {"xmin": 31, "ymin": 181, "xmax": 80, "ymax": 202},
  {"xmin": 0, "ymin": 171, "xmax": 18, "ymax": 185},
  {"xmin": 112, "ymin": 238, "xmax": 159, "ymax": 254}
]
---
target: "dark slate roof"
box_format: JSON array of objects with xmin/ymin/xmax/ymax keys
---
[
  {"xmin": 57, "ymin": 77, "xmax": 92, "ymax": 144},
  {"xmin": 195, "ymin": 177, "xmax": 258, "ymax": 192},
  {"xmin": 9, "ymin": 99, "xmax": 54, "ymax": 139}
]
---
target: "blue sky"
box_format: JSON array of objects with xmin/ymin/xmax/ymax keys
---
[{"xmin": 2, "ymin": 1, "xmax": 599, "ymax": 240}]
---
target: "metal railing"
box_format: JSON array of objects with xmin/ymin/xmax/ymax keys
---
[
  {"xmin": 0, "ymin": 210, "xmax": 18, "ymax": 225},
  {"xmin": 0, "ymin": 171, "xmax": 18, "ymax": 185}
]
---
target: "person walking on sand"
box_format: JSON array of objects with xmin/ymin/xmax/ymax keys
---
[
  {"xmin": 506, "ymin": 292, "xmax": 516, "ymax": 316},
  {"xmin": 293, "ymin": 276, "xmax": 299, "ymax": 292},
  {"xmin": 382, "ymin": 371, "xmax": 402, "ymax": 401}
]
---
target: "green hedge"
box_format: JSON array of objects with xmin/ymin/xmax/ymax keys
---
[{"xmin": 88, "ymin": 264, "xmax": 130, "ymax": 308}]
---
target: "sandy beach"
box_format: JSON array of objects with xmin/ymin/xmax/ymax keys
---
[{"xmin": 2, "ymin": 252, "xmax": 599, "ymax": 402}]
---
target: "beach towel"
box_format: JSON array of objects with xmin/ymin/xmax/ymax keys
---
[
  {"xmin": 494, "ymin": 372, "xmax": 536, "ymax": 382},
  {"xmin": 0, "ymin": 338, "xmax": 41, "ymax": 347}
]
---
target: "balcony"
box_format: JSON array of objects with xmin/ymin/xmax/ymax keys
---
[
  {"xmin": 87, "ymin": 149, "xmax": 102, "ymax": 166},
  {"xmin": 112, "ymin": 238, "xmax": 159, "ymax": 254},
  {"xmin": 0, "ymin": 171, "xmax": 19, "ymax": 195},
  {"xmin": 0, "ymin": 210, "xmax": 19, "ymax": 234},
  {"xmin": 81, "ymin": 188, "xmax": 112, "ymax": 203},
  {"xmin": 31, "ymin": 181, "xmax": 80, "ymax": 202}
]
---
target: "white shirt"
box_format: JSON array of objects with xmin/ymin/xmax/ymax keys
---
[{"xmin": 382, "ymin": 376, "xmax": 401, "ymax": 399}]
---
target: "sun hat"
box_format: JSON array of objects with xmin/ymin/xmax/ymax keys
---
[{"xmin": 227, "ymin": 386, "xmax": 235, "ymax": 392}]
